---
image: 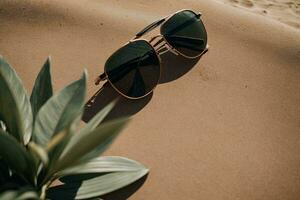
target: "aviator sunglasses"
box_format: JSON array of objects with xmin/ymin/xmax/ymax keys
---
[{"xmin": 94, "ymin": 9, "xmax": 209, "ymax": 99}]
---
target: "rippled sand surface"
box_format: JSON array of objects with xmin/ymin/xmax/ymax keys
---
[
  {"xmin": 216, "ymin": 0, "xmax": 300, "ymax": 29},
  {"xmin": 0, "ymin": 0, "xmax": 300, "ymax": 199}
]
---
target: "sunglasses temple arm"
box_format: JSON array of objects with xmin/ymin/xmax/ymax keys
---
[
  {"xmin": 200, "ymin": 45, "xmax": 210, "ymax": 56},
  {"xmin": 86, "ymin": 82, "xmax": 114, "ymax": 106},
  {"xmin": 95, "ymin": 73, "xmax": 107, "ymax": 85},
  {"xmin": 135, "ymin": 17, "xmax": 166, "ymax": 38}
]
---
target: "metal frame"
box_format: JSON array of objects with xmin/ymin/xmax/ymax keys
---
[{"xmin": 95, "ymin": 9, "xmax": 209, "ymax": 100}]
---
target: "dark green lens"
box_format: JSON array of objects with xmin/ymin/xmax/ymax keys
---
[
  {"xmin": 161, "ymin": 10, "xmax": 207, "ymax": 57},
  {"xmin": 105, "ymin": 40, "xmax": 160, "ymax": 98}
]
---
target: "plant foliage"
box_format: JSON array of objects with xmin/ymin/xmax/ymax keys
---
[{"xmin": 0, "ymin": 57, "xmax": 148, "ymax": 200}]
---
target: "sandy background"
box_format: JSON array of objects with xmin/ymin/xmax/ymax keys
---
[
  {"xmin": 0, "ymin": 0, "xmax": 300, "ymax": 199},
  {"xmin": 216, "ymin": 0, "xmax": 300, "ymax": 29}
]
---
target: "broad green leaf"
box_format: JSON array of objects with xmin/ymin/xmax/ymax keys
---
[
  {"xmin": 44, "ymin": 127, "xmax": 72, "ymax": 181},
  {"xmin": 28, "ymin": 142, "xmax": 49, "ymax": 166},
  {"xmin": 0, "ymin": 191, "xmax": 16, "ymax": 200},
  {"xmin": 48, "ymin": 109, "xmax": 83, "ymax": 163},
  {"xmin": 47, "ymin": 169, "xmax": 148, "ymax": 199},
  {"xmin": 15, "ymin": 191, "xmax": 39, "ymax": 200},
  {"xmin": 76, "ymin": 170, "xmax": 148, "ymax": 199},
  {"xmin": 79, "ymin": 99, "xmax": 117, "ymax": 133},
  {"xmin": 61, "ymin": 100, "xmax": 117, "ymax": 159},
  {"xmin": 0, "ymin": 120, "xmax": 6, "ymax": 131},
  {"xmin": 0, "ymin": 190, "xmax": 39, "ymax": 200},
  {"xmin": 57, "ymin": 156, "xmax": 147, "ymax": 177},
  {"xmin": 33, "ymin": 71, "xmax": 87, "ymax": 146},
  {"xmin": 0, "ymin": 131, "xmax": 35, "ymax": 184},
  {"xmin": 46, "ymin": 130, "xmax": 69, "ymax": 152},
  {"xmin": 0, "ymin": 57, "xmax": 33, "ymax": 144},
  {"xmin": 55, "ymin": 118, "xmax": 128, "ymax": 171},
  {"xmin": 37, "ymin": 119, "xmax": 78, "ymax": 186},
  {"xmin": 30, "ymin": 57, "xmax": 53, "ymax": 121},
  {"xmin": 0, "ymin": 158, "xmax": 10, "ymax": 184},
  {"xmin": 37, "ymin": 118, "xmax": 83, "ymax": 186}
]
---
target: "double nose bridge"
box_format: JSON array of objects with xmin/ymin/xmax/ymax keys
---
[
  {"xmin": 148, "ymin": 35, "xmax": 178, "ymax": 56},
  {"xmin": 132, "ymin": 25, "xmax": 178, "ymax": 56}
]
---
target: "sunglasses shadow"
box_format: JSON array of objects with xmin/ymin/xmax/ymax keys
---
[
  {"xmin": 80, "ymin": 50, "xmax": 205, "ymax": 198},
  {"xmin": 83, "ymin": 50, "xmax": 206, "ymax": 123},
  {"xmin": 159, "ymin": 51, "xmax": 202, "ymax": 84},
  {"xmin": 82, "ymin": 83, "xmax": 153, "ymax": 123}
]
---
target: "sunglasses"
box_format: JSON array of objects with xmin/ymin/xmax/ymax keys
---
[{"xmin": 95, "ymin": 9, "xmax": 209, "ymax": 99}]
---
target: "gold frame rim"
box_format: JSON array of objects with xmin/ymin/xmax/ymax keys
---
[
  {"xmin": 157, "ymin": 9, "xmax": 208, "ymax": 59},
  {"xmin": 104, "ymin": 39, "xmax": 162, "ymax": 100}
]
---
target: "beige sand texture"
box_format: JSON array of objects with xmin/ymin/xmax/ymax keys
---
[
  {"xmin": 216, "ymin": 0, "xmax": 300, "ymax": 29},
  {"xmin": 0, "ymin": 0, "xmax": 300, "ymax": 199}
]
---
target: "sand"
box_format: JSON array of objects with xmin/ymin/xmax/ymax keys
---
[
  {"xmin": 0, "ymin": 0, "xmax": 300, "ymax": 199},
  {"xmin": 216, "ymin": 0, "xmax": 300, "ymax": 29}
]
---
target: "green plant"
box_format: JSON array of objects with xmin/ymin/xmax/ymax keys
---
[{"xmin": 0, "ymin": 56, "xmax": 149, "ymax": 200}]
